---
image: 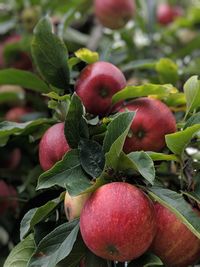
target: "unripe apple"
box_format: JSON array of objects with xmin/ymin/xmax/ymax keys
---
[
  {"xmin": 151, "ymin": 203, "xmax": 200, "ymax": 267},
  {"xmin": 119, "ymin": 97, "xmax": 176, "ymax": 153},
  {"xmin": 39, "ymin": 122, "xmax": 70, "ymax": 171},
  {"xmin": 75, "ymin": 61, "xmax": 126, "ymax": 116},
  {"xmin": 156, "ymin": 3, "xmax": 183, "ymax": 25},
  {"xmin": 0, "ymin": 181, "xmax": 18, "ymax": 214},
  {"xmin": 94, "ymin": 0, "xmax": 135, "ymax": 29},
  {"xmin": 80, "ymin": 182, "xmax": 156, "ymax": 262},
  {"xmin": 5, "ymin": 107, "xmax": 32, "ymax": 122},
  {"xmin": 64, "ymin": 191, "xmax": 90, "ymax": 221}
]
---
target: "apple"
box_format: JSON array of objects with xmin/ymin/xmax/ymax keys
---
[
  {"xmin": 39, "ymin": 122, "xmax": 70, "ymax": 171},
  {"xmin": 0, "ymin": 180, "xmax": 18, "ymax": 214},
  {"xmin": 80, "ymin": 182, "xmax": 156, "ymax": 262},
  {"xmin": 5, "ymin": 148, "xmax": 21, "ymax": 170},
  {"xmin": 94, "ymin": 0, "xmax": 135, "ymax": 29},
  {"xmin": 151, "ymin": 203, "xmax": 200, "ymax": 267},
  {"xmin": 5, "ymin": 107, "xmax": 32, "ymax": 122},
  {"xmin": 64, "ymin": 191, "xmax": 90, "ymax": 221},
  {"xmin": 156, "ymin": 3, "xmax": 183, "ymax": 25},
  {"xmin": 75, "ymin": 61, "xmax": 126, "ymax": 116},
  {"xmin": 0, "ymin": 34, "xmax": 32, "ymax": 70},
  {"xmin": 119, "ymin": 97, "xmax": 176, "ymax": 153}
]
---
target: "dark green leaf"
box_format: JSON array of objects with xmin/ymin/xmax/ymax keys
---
[
  {"xmin": 3, "ymin": 234, "xmax": 35, "ymax": 267},
  {"xmin": 31, "ymin": 16, "xmax": 70, "ymax": 90},
  {"xmin": 28, "ymin": 220, "xmax": 79, "ymax": 267},
  {"xmin": 37, "ymin": 149, "xmax": 91, "ymax": 196},
  {"xmin": 64, "ymin": 94, "xmax": 89, "ymax": 148},
  {"xmin": 0, "ymin": 69, "xmax": 50, "ymax": 93},
  {"xmin": 79, "ymin": 139, "xmax": 105, "ymax": 178},
  {"xmin": 148, "ymin": 186, "xmax": 200, "ymax": 238},
  {"xmin": 184, "ymin": 112, "xmax": 200, "ymax": 129},
  {"xmin": 128, "ymin": 252, "xmax": 163, "ymax": 266}
]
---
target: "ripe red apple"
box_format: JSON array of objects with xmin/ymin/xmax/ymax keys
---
[
  {"xmin": 75, "ymin": 61, "xmax": 126, "ymax": 116},
  {"xmin": 0, "ymin": 180, "xmax": 18, "ymax": 214},
  {"xmin": 119, "ymin": 97, "xmax": 176, "ymax": 153},
  {"xmin": 156, "ymin": 3, "xmax": 183, "ymax": 25},
  {"xmin": 94, "ymin": 0, "xmax": 135, "ymax": 29},
  {"xmin": 64, "ymin": 191, "xmax": 90, "ymax": 221},
  {"xmin": 80, "ymin": 182, "xmax": 156, "ymax": 262},
  {"xmin": 39, "ymin": 122, "xmax": 70, "ymax": 171},
  {"xmin": 151, "ymin": 203, "xmax": 200, "ymax": 267},
  {"xmin": 5, "ymin": 107, "xmax": 32, "ymax": 122}
]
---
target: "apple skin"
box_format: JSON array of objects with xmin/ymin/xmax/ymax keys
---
[
  {"xmin": 64, "ymin": 191, "xmax": 90, "ymax": 221},
  {"xmin": 119, "ymin": 97, "xmax": 176, "ymax": 153},
  {"xmin": 5, "ymin": 107, "xmax": 32, "ymax": 122},
  {"xmin": 75, "ymin": 61, "xmax": 126, "ymax": 116},
  {"xmin": 151, "ymin": 203, "xmax": 200, "ymax": 267},
  {"xmin": 39, "ymin": 122, "xmax": 70, "ymax": 171},
  {"xmin": 80, "ymin": 182, "xmax": 156, "ymax": 262},
  {"xmin": 94, "ymin": 0, "xmax": 135, "ymax": 29},
  {"xmin": 157, "ymin": 3, "xmax": 183, "ymax": 25},
  {"xmin": 0, "ymin": 181, "xmax": 18, "ymax": 214}
]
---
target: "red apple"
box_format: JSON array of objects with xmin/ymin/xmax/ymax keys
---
[
  {"xmin": 4, "ymin": 148, "xmax": 21, "ymax": 169},
  {"xmin": 5, "ymin": 107, "xmax": 32, "ymax": 122},
  {"xmin": 0, "ymin": 180, "xmax": 18, "ymax": 214},
  {"xmin": 94, "ymin": 0, "xmax": 135, "ymax": 29},
  {"xmin": 151, "ymin": 203, "xmax": 200, "ymax": 267},
  {"xmin": 64, "ymin": 191, "xmax": 90, "ymax": 221},
  {"xmin": 80, "ymin": 182, "xmax": 156, "ymax": 262},
  {"xmin": 157, "ymin": 3, "xmax": 183, "ymax": 25},
  {"xmin": 39, "ymin": 122, "xmax": 70, "ymax": 171},
  {"xmin": 75, "ymin": 61, "xmax": 126, "ymax": 116},
  {"xmin": 119, "ymin": 97, "xmax": 176, "ymax": 153}
]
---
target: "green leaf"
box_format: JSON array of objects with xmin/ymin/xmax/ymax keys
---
[
  {"xmin": 3, "ymin": 234, "xmax": 35, "ymax": 267},
  {"xmin": 28, "ymin": 220, "xmax": 79, "ymax": 267},
  {"xmin": 128, "ymin": 151, "xmax": 155, "ymax": 185},
  {"xmin": 37, "ymin": 149, "xmax": 91, "ymax": 196},
  {"xmin": 182, "ymin": 191, "xmax": 200, "ymax": 205},
  {"xmin": 0, "ymin": 119, "xmax": 54, "ymax": 146},
  {"xmin": 184, "ymin": 112, "xmax": 200, "ymax": 129},
  {"xmin": 128, "ymin": 252, "xmax": 163, "ymax": 267},
  {"xmin": 31, "ymin": 16, "xmax": 70, "ymax": 91},
  {"xmin": 183, "ymin": 75, "xmax": 200, "ymax": 116},
  {"xmin": 64, "ymin": 94, "xmax": 89, "ymax": 148},
  {"xmin": 0, "ymin": 69, "xmax": 50, "ymax": 93},
  {"xmin": 156, "ymin": 58, "xmax": 178, "ymax": 84},
  {"xmin": 20, "ymin": 194, "xmax": 63, "ymax": 240},
  {"xmin": 148, "ymin": 186, "xmax": 200, "ymax": 239},
  {"xmin": 79, "ymin": 139, "xmax": 105, "ymax": 178},
  {"xmin": 147, "ymin": 152, "xmax": 179, "ymax": 162},
  {"xmin": 75, "ymin": 48, "xmax": 99, "ymax": 64},
  {"xmin": 165, "ymin": 124, "xmax": 200, "ymax": 156},
  {"xmin": 112, "ymin": 84, "xmax": 175, "ymax": 104},
  {"xmin": 0, "ymin": 85, "xmax": 25, "ymax": 104},
  {"xmin": 103, "ymin": 112, "xmax": 135, "ymax": 170}
]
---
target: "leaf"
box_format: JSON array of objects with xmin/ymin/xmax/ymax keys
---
[
  {"xmin": 183, "ymin": 75, "xmax": 200, "ymax": 116},
  {"xmin": 79, "ymin": 139, "xmax": 105, "ymax": 178},
  {"xmin": 64, "ymin": 94, "xmax": 89, "ymax": 148},
  {"xmin": 127, "ymin": 151, "xmax": 155, "ymax": 185},
  {"xmin": 0, "ymin": 119, "xmax": 54, "ymax": 146},
  {"xmin": 156, "ymin": 58, "xmax": 178, "ymax": 84},
  {"xmin": 20, "ymin": 194, "xmax": 63, "ymax": 240},
  {"xmin": 184, "ymin": 112, "xmax": 200, "ymax": 129},
  {"xmin": 182, "ymin": 191, "xmax": 200, "ymax": 205},
  {"xmin": 148, "ymin": 186, "xmax": 200, "ymax": 239},
  {"xmin": 0, "ymin": 69, "xmax": 50, "ymax": 93},
  {"xmin": 165, "ymin": 124, "xmax": 200, "ymax": 156},
  {"xmin": 31, "ymin": 16, "xmax": 70, "ymax": 91},
  {"xmin": 128, "ymin": 252, "xmax": 163, "ymax": 267},
  {"xmin": 147, "ymin": 151, "xmax": 179, "ymax": 162},
  {"xmin": 37, "ymin": 149, "xmax": 91, "ymax": 196},
  {"xmin": 75, "ymin": 48, "xmax": 99, "ymax": 64},
  {"xmin": 28, "ymin": 220, "xmax": 79, "ymax": 267},
  {"xmin": 0, "ymin": 85, "xmax": 25, "ymax": 103},
  {"xmin": 112, "ymin": 83, "xmax": 175, "ymax": 104},
  {"xmin": 85, "ymin": 250, "xmax": 109, "ymax": 267},
  {"xmin": 3, "ymin": 234, "xmax": 35, "ymax": 267},
  {"xmin": 103, "ymin": 112, "xmax": 135, "ymax": 170}
]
